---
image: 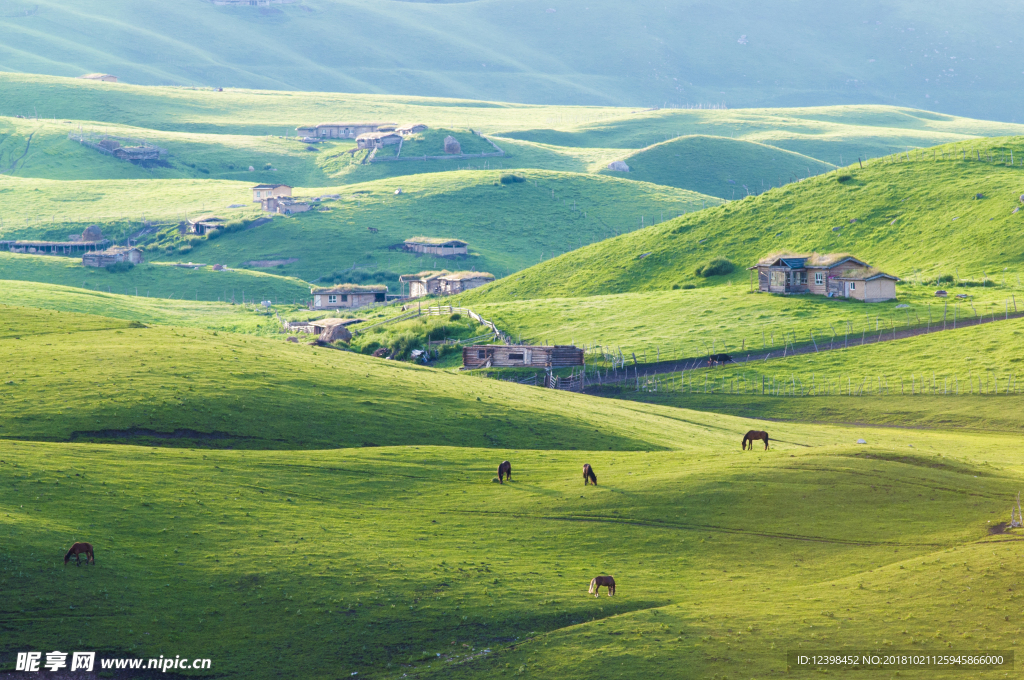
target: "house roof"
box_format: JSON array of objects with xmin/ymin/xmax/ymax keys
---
[
  {"xmin": 441, "ymin": 271, "xmax": 495, "ymax": 281},
  {"xmin": 405, "ymin": 237, "xmax": 468, "ymax": 247},
  {"xmin": 752, "ymin": 252, "xmax": 868, "ymax": 269},
  {"xmin": 396, "ymin": 124, "xmax": 427, "ymax": 132},
  {"xmin": 832, "ymin": 267, "xmax": 899, "ymax": 281},
  {"xmin": 356, "ymin": 131, "xmax": 402, "ymax": 140},
  {"xmin": 189, "ymin": 214, "xmax": 225, "ymax": 224},
  {"xmin": 252, "ymin": 184, "xmax": 291, "ymax": 190},
  {"xmin": 313, "ymin": 122, "xmax": 396, "ymax": 128},
  {"xmin": 399, "ymin": 270, "xmax": 450, "ymax": 282},
  {"xmin": 311, "ymin": 284, "xmax": 388, "ymax": 294}
]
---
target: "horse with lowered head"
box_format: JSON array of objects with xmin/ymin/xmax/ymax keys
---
[
  {"xmin": 589, "ymin": 575, "xmax": 615, "ymax": 597},
  {"xmin": 742, "ymin": 430, "xmax": 769, "ymax": 450},
  {"xmin": 583, "ymin": 464, "xmax": 597, "ymax": 486},
  {"xmin": 498, "ymin": 460, "xmax": 512, "ymax": 484},
  {"xmin": 64, "ymin": 542, "xmax": 94, "ymax": 566}
]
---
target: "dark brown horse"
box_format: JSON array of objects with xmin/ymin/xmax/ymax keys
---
[
  {"xmin": 742, "ymin": 430, "xmax": 769, "ymax": 450},
  {"xmin": 498, "ymin": 460, "xmax": 512, "ymax": 484},
  {"xmin": 583, "ymin": 463, "xmax": 597, "ymax": 485},
  {"xmin": 589, "ymin": 575, "xmax": 615, "ymax": 597},
  {"xmin": 64, "ymin": 542, "xmax": 94, "ymax": 566}
]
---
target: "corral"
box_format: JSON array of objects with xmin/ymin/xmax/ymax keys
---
[
  {"xmin": 402, "ymin": 237, "xmax": 468, "ymax": 257},
  {"xmin": 68, "ymin": 131, "xmax": 166, "ymax": 162}
]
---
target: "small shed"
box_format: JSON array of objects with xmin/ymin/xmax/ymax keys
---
[
  {"xmin": 79, "ymin": 73, "xmax": 117, "ymax": 83},
  {"xmin": 83, "ymin": 246, "xmax": 144, "ymax": 268},
  {"xmin": 404, "ymin": 237, "xmax": 468, "ymax": 257},
  {"xmin": 252, "ymin": 184, "xmax": 292, "ymax": 202},
  {"xmin": 399, "ymin": 270, "xmax": 447, "ymax": 298},
  {"xmin": 463, "ymin": 345, "xmax": 584, "ymax": 370},
  {"xmin": 311, "ymin": 284, "xmax": 388, "ymax": 310},
  {"xmin": 356, "ymin": 132, "xmax": 402, "ymax": 150},
  {"xmin": 832, "ymin": 269, "xmax": 899, "ymax": 302},
  {"xmin": 396, "ymin": 124, "xmax": 428, "ymax": 136},
  {"xmin": 187, "ymin": 215, "xmax": 226, "ymax": 235},
  {"xmin": 261, "ymin": 196, "xmax": 310, "ymax": 215}
]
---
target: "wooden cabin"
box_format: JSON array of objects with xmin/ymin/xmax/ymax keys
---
[
  {"xmin": 252, "ymin": 184, "xmax": 292, "ymax": 202},
  {"xmin": 403, "ymin": 237, "xmax": 468, "ymax": 257},
  {"xmin": 82, "ymin": 246, "xmax": 143, "ymax": 267},
  {"xmin": 310, "ymin": 284, "xmax": 387, "ymax": 310},
  {"xmin": 462, "ymin": 345, "xmax": 584, "ymax": 370},
  {"xmin": 749, "ymin": 252, "xmax": 898, "ymax": 302},
  {"xmin": 399, "ymin": 270, "xmax": 494, "ymax": 297},
  {"xmin": 295, "ymin": 122, "xmax": 397, "ymax": 139}
]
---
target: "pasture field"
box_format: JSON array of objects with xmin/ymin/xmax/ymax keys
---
[
  {"xmin": 0, "ymin": 253, "xmax": 310, "ymax": 305},
  {"xmin": 467, "ymin": 277, "xmax": 1024, "ymax": 364},
  {"xmin": 468, "ymin": 136, "xmax": 1024, "ymax": 301},
  {"xmin": 3, "ymin": 428, "xmax": 1024, "ymax": 679}
]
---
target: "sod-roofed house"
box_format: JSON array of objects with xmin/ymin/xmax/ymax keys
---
[
  {"xmin": 403, "ymin": 237, "xmax": 468, "ymax": 257},
  {"xmin": 462, "ymin": 345, "xmax": 584, "ymax": 370},
  {"xmin": 310, "ymin": 284, "xmax": 387, "ymax": 310},
  {"xmin": 356, "ymin": 132, "xmax": 402, "ymax": 150},
  {"xmin": 399, "ymin": 270, "xmax": 495, "ymax": 297},
  {"xmin": 187, "ymin": 215, "xmax": 226, "ymax": 235},
  {"xmin": 295, "ymin": 122, "xmax": 397, "ymax": 139},
  {"xmin": 252, "ymin": 184, "xmax": 292, "ymax": 202},
  {"xmin": 82, "ymin": 246, "xmax": 144, "ymax": 268},
  {"xmin": 750, "ymin": 252, "xmax": 898, "ymax": 302}
]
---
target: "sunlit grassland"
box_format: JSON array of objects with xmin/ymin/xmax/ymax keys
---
[{"xmin": 3, "ymin": 431, "xmax": 1023, "ymax": 679}]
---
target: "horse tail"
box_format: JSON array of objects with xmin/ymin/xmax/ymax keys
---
[{"xmin": 588, "ymin": 578, "xmax": 597, "ymax": 594}]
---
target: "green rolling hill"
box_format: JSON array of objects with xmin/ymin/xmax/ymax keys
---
[
  {"xmin": 467, "ymin": 136, "xmax": 1024, "ymax": 302},
  {"xmin": 597, "ymin": 135, "xmax": 835, "ymax": 199},
  {"xmin": 0, "ymin": 1, "xmax": 1023, "ymax": 121}
]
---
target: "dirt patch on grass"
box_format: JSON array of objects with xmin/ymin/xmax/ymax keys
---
[{"xmin": 989, "ymin": 522, "xmax": 1010, "ymax": 535}]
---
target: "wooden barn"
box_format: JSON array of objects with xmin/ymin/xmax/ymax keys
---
[
  {"xmin": 404, "ymin": 237, "xmax": 468, "ymax": 257},
  {"xmin": 252, "ymin": 184, "xmax": 292, "ymax": 202},
  {"xmin": 310, "ymin": 284, "xmax": 387, "ymax": 310},
  {"xmin": 295, "ymin": 122, "xmax": 396, "ymax": 139},
  {"xmin": 462, "ymin": 345, "xmax": 584, "ymax": 370},
  {"xmin": 749, "ymin": 252, "xmax": 898, "ymax": 302},
  {"xmin": 399, "ymin": 270, "xmax": 494, "ymax": 297},
  {"xmin": 82, "ymin": 246, "xmax": 144, "ymax": 267}
]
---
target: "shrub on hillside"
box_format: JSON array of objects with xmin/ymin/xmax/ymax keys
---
[
  {"xmin": 836, "ymin": 174, "xmax": 853, "ymax": 183},
  {"xmin": 500, "ymin": 174, "xmax": 525, "ymax": 185},
  {"xmin": 937, "ymin": 273, "xmax": 955, "ymax": 283},
  {"xmin": 105, "ymin": 261, "xmax": 134, "ymax": 274},
  {"xmin": 694, "ymin": 258, "xmax": 735, "ymax": 278}
]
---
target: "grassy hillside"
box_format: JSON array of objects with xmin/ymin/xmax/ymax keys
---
[
  {"xmin": 1, "ymin": 1, "xmax": 1023, "ymax": 120},
  {"xmin": 0, "ymin": 303, "xmax": 773, "ymax": 451},
  {"xmin": 4, "ymin": 431, "xmax": 1024, "ymax": 679},
  {"xmin": 0, "ymin": 170, "xmax": 719, "ymax": 287},
  {"xmin": 598, "ymin": 135, "xmax": 835, "ymax": 199},
  {"xmin": 468, "ymin": 136, "xmax": 1024, "ymax": 301},
  {"xmin": 0, "ymin": 253, "xmax": 310, "ymax": 304}
]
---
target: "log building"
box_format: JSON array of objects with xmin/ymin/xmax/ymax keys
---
[{"xmin": 462, "ymin": 345, "xmax": 584, "ymax": 370}]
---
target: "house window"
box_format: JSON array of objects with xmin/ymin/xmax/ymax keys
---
[
  {"xmin": 478, "ymin": 350, "xmax": 487, "ymax": 358},
  {"xmin": 815, "ymin": 272, "xmax": 823, "ymax": 285},
  {"xmin": 850, "ymin": 282, "xmax": 856, "ymax": 290},
  {"xmin": 328, "ymin": 295, "xmax": 337, "ymax": 304},
  {"xmin": 508, "ymin": 353, "xmax": 525, "ymax": 361},
  {"xmin": 799, "ymin": 272, "xmax": 808, "ymax": 285},
  {"xmin": 341, "ymin": 294, "xmax": 348, "ymax": 302}
]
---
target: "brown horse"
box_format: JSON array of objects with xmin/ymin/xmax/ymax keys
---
[
  {"xmin": 742, "ymin": 430, "xmax": 769, "ymax": 450},
  {"xmin": 583, "ymin": 464, "xmax": 597, "ymax": 486},
  {"xmin": 498, "ymin": 460, "xmax": 512, "ymax": 484},
  {"xmin": 589, "ymin": 575, "xmax": 615, "ymax": 597},
  {"xmin": 64, "ymin": 542, "xmax": 94, "ymax": 566}
]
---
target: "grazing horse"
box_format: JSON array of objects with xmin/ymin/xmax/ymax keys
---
[
  {"xmin": 64, "ymin": 542, "xmax": 94, "ymax": 566},
  {"xmin": 498, "ymin": 460, "xmax": 512, "ymax": 484},
  {"xmin": 583, "ymin": 464, "xmax": 597, "ymax": 486},
  {"xmin": 589, "ymin": 575, "xmax": 615, "ymax": 597},
  {"xmin": 742, "ymin": 430, "xmax": 770, "ymax": 451}
]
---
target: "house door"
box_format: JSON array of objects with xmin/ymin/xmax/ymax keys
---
[{"xmin": 314, "ymin": 295, "xmax": 322, "ymax": 308}]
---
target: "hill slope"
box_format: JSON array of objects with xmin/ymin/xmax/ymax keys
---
[
  {"xmin": 1, "ymin": 1, "xmax": 1023, "ymax": 120},
  {"xmin": 467, "ymin": 136, "xmax": 1024, "ymax": 301},
  {"xmin": 598, "ymin": 135, "xmax": 835, "ymax": 198}
]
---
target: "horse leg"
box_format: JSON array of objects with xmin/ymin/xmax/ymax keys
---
[{"xmin": 763, "ymin": 437, "xmax": 769, "ymax": 451}]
